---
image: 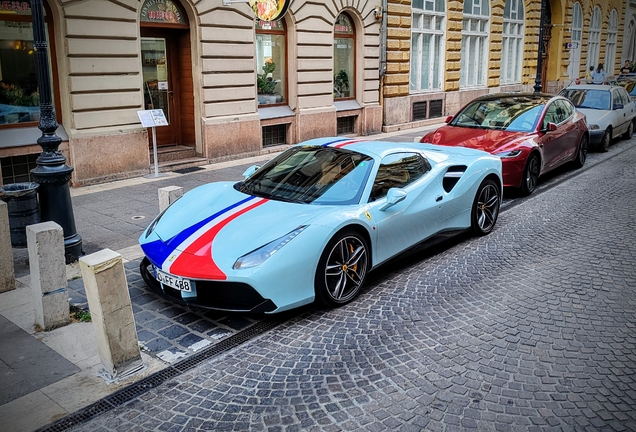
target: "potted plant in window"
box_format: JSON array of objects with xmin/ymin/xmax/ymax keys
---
[{"xmin": 257, "ymin": 58, "xmax": 281, "ymax": 104}]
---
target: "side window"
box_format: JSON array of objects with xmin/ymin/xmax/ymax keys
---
[
  {"xmin": 370, "ymin": 153, "xmax": 431, "ymax": 202},
  {"xmin": 559, "ymin": 100, "xmax": 574, "ymax": 119},
  {"xmin": 612, "ymin": 90, "xmax": 622, "ymax": 108},
  {"xmin": 619, "ymin": 88, "xmax": 632, "ymax": 105},
  {"xmin": 542, "ymin": 103, "xmax": 559, "ymax": 128}
]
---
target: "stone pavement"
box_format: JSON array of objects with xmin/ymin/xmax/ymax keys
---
[
  {"xmin": 1, "ymin": 127, "xmax": 635, "ymax": 431},
  {"xmin": 64, "ymin": 138, "xmax": 636, "ymax": 431}
]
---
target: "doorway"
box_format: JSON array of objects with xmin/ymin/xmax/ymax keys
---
[{"xmin": 140, "ymin": 26, "xmax": 195, "ymax": 148}]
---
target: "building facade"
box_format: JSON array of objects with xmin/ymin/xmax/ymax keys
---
[
  {"xmin": 0, "ymin": 0, "xmax": 630, "ymax": 186},
  {"xmin": 383, "ymin": 0, "xmax": 630, "ymax": 131}
]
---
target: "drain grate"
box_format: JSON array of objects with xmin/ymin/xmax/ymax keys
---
[
  {"xmin": 36, "ymin": 315, "xmax": 290, "ymax": 432},
  {"xmin": 174, "ymin": 166, "xmax": 205, "ymax": 174}
]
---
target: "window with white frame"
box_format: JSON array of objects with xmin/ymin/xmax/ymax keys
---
[
  {"xmin": 410, "ymin": 0, "xmax": 445, "ymax": 92},
  {"xmin": 568, "ymin": 2, "xmax": 582, "ymax": 80},
  {"xmin": 605, "ymin": 9, "xmax": 618, "ymax": 75},
  {"xmin": 501, "ymin": 0, "xmax": 524, "ymax": 84},
  {"xmin": 460, "ymin": 0, "xmax": 489, "ymax": 88},
  {"xmin": 587, "ymin": 6, "xmax": 601, "ymax": 70}
]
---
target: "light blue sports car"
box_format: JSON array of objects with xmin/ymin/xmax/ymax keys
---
[{"xmin": 139, "ymin": 137, "xmax": 502, "ymax": 313}]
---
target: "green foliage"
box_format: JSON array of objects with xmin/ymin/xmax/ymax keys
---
[
  {"xmin": 70, "ymin": 305, "xmax": 91, "ymax": 322},
  {"xmin": 257, "ymin": 60, "xmax": 278, "ymax": 94},
  {"xmin": 334, "ymin": 69, "xmax": 350, "ymax": 97}
]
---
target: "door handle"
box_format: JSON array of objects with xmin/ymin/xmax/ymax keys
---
[{"xmin": 436, "ymin": 196, "xmax": 443, "ymax": 202}]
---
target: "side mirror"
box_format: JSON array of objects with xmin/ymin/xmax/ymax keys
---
[
  {"xmin": 379, "ymin": 188, "xmax": 407, "ymax": 211},
  {"xmin": 546, "ymin": 122, "xmax": 558, "ymax": 132},
  {"xmin": 242, "ymin": 165, "xmax": 260, "ymax": 179},
  {"xmin": 614, "ymin": 103, "xmax": 624, "ymax": 110},
  {"xmin": 445, "ymin": 115, "xmax": 453, "ymax": 124}
]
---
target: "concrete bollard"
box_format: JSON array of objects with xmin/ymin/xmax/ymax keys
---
[
  {"xmin": 26, "ymin": 221, "xmax": 69, "ymax": 329},
  {"xmin": 0, "ymin": 202, "xmax": 15, "ymax": 293},
  {"xmin": 158, "ymin": 186, "xmax": 183, "ymax": 212},
  {"xmin": 79, "ymin": 249, "xmax": 141, "ymax": 379}
]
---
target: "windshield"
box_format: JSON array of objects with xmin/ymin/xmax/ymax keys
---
[
  {"xmin": 236, "ymin": 146, "xmax": 374, "ymax": 205},
  {"xmin": 450, "ymin": 97, "xmax": 544, "ymax": 132},
  {"xmin": 559, "ymin": 89, "xmax": 611, "ymax": 110}
]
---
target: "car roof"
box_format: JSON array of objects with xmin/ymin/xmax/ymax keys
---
[
  {"xmin": 297, "ymin": 138, "xmax": 424, "ymax": 159},
  {"xmin": 561, "ymin": 84, "xmax": 617, "ymax": 91},
  {"xmin": 472, "ymin": 92, "xmax": 555, "ymax": 104}
]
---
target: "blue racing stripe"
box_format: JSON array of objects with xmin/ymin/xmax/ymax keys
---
[
  {"xmin": 320, "ymin": 137, "xmax": 351, "ymax": 147},
  {"xmin": 143, "ymin": 195, "xmax": 257, "ymax": 266}
]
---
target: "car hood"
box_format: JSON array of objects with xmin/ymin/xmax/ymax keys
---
[
  {"xmin": 575, "ymin": 108, "xmax": 613, "ymax": 127},
  {"xmin": 139, "ymin": 182, "xmax": 345, "ymax": 279},
  {"xmin": 146, "ymin": 182, "xmax": 329, "ymax": 254},
  {"xmin": 422, "ymin": 125, "xmax": 533, "ymax": 154}
]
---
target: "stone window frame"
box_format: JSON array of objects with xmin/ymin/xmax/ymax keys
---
[
  {"xmin": 410, "ymin": 0, "xmax": 446, "ymax": 92},
  {"xmin": 605, "ymin": 9, "xmax": 618, "ymax": 76},
  {"xmin": 500, "ymin": 0, "xmax": 524, "ymax": 85},
  {"xmin": 460, "ymin": 0, "xmax": 490, "ymax": 89},
  {"xmin": 587, "ymin": 6, "xmax": 602, "ymax": 70},
  {"xmin": 568, "ymin": 2, "xmax": 583, "ymax": 80}
]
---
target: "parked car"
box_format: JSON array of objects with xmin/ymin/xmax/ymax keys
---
[
  {"xmin": 139, "ymin": 137, "xmax": 502, "ymax": 313},
  {"xmin": 420, "ymin": 93, "xmax": 589, "ymax": 196},
  {"xmin": 558, "ymin": 84, "xmax": 636, "ymax": 152}
]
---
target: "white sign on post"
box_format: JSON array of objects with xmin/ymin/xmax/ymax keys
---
[{"xmin": 137, "ymin": 109, "xmax": 169, "ymax": 178}]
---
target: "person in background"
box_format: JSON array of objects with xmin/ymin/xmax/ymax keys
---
[
  {"xmin": 586, "ymin": 66, "xmax": 594, "ymax": 82},
  {"xmin": 620, "ymin": 60, "xmax": 632, "ymax": 75},
  {"xmin": 591, "ymin": 63, "xmax": 606, "ymax": 84}
]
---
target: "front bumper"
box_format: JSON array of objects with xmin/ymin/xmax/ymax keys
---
[
  {"xmin": 588, "ymin": 129, "xmax": 605, "ymax": 146},
  {"xmin": 140, "ymin": 257, "xmax": 278, "ymax": 313}
]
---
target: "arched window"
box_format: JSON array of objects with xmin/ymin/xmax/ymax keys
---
[
  {"xmin": 568, "ymin": 2, "xmax": 583, "ymax": 80},
  {"xmin": 334, "ymin": 13, "xmax": 355, "ymax": 100},
  {"xmin": 501, "ymin": 0, "xmax": 524, "ymax": 84},
  {"xmin": 605, "ymin": 10, "xmax": 618, "ymax": 75},
  {"xmin": 587, "ymin": 6, "xmax": 601, "ymax": 69},
  {"xmin": 410, "ymin": 0, "xmax": 445, "ymax": 92},
  {"xmin": 0, "ymin": 2, "xmax": 59, "ymax": 127},
  {"xmin": 255, "ymin": 20, "xmax": 286, "ymax": 106},
  {"xmin": 460, "ymin": 0, "xmax": 489, "ymax": 88}
]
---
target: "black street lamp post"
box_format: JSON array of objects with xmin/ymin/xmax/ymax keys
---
[
  {"xmin": 534, "ymin": 0, "xmax": 547, "ymax": 93},
  {"xmin": 30, "ymin": 0, "xmax": 82, "ymax": 263}
]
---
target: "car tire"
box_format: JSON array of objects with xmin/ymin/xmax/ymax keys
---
[
  {"xmin": 315, "ymin": 230, "xmax": 369, "ymax": 308},
  {"xmin": 623, "ymin": 120, "xmax": 634, "ymax": 140},
  {"xmin": 471, "ymin": 179, "xmax": 500, "ymax": 236},
  {"xmin": 519, "ymin": 153, "xmax": 540, "ymax": 196},
  {"xmin": 572, "ymin": 134, "xmax": 588, "ymax": 169},
  {"xmin": 600, "ymin": 129, "xmax": 611, "ymax": 152}
]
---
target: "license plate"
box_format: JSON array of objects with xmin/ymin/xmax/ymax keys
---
[{"xmin": 155, "ymin": 268, "xmax": 192, "ymax": 292}]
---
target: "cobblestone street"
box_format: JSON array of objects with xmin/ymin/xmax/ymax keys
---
[{"xmin": 58, "ymin": 143, "xmax": 636, "ymax": 431}]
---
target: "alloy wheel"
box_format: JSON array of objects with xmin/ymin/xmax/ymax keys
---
[{"xmin": 323, "ymin": 235, "xmax": 368, "ymax": 303}]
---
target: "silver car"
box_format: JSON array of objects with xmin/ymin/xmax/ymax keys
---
[{"xmin": 558, "ymin": 84, "xmax": 636, "ymax": 151}]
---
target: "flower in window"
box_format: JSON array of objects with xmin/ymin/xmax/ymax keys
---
[{"xmin": 257, "ymin": 58, "xmax": 279, "ymax": 95}]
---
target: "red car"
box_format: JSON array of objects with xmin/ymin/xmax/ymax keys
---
[{"xmin": 420, "ymin": 93, "xmax": 589, "ymax": 195}]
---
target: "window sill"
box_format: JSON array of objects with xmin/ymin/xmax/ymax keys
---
[
  {"xmin": 258, "ymin": 105, "xmax": 295, "ymax": 120},
  {"xmin": 0, "ymin": 124, "xmax": 69, "ymax": 149}
]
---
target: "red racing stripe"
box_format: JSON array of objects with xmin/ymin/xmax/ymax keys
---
[
  {"xmin": 333, "ymin": 139, "xmax": 364, "ymax": 148},
  {"xmin": 169, "ymin": 198, "xmax": 268, "ymax": 280}
]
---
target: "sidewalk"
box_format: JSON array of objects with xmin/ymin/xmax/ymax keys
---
[{"xmin": 0, "ymin": 125, "xmax": 441, "ymax": 432}]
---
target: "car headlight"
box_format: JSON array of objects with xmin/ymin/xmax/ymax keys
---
[
  {"xmin": 233, "ymin": 226, "xmax": 308, "ymax": 270},
  {"xmin": 588, "ymin": 124, "xmax": 600, "ymax": 130},
  {"xmin": 496, "ymin": 149, "xmax": 522, "ymax": 159}
]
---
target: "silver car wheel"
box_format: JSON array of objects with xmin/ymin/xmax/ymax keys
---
[
  {"xmin": 476, "ymin": 183, "xmax": 499, "ymax": 233},
  {"xmin": 323, "ymin": 235, "xmax": 368, "ymax": 304}
]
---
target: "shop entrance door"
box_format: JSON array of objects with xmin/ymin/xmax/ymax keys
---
[{"xmin": 140, "ymin": 27, "xmax": 194, "ymax": 148}]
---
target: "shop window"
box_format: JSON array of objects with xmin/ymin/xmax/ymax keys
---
[
  {"xmin": 0, "ymin": 3, "xmax": 57, "ymax": 126},
  {"xmin": 334, "ymin": 13, "xmax": 355, "ymax": 100},
  {"xmin": 410, "ymin": 0, "xmax": 445, "ymax": 92},
  {"xmin": 256, "ymin": 20, "xmax": 286, "ymax": 106},
  {"xmin": 501, "ymin": 0, "xmax": 524, "ymax": 85},
  {"xmin": 262, "ymin": 124, "xmax": 286, "ymax": 146},
  {"xmin": 460, "ymin": 0, "xmax": 489, "ymax": 88}
]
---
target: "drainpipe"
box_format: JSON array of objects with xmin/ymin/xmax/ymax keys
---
[
  {"xmin": 379, "ymin": 0, "xmax": 388, "ymax": 108},
  {"xmin": 534, "ymin": 0, "xmax": 547, "ymax": 93}
]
